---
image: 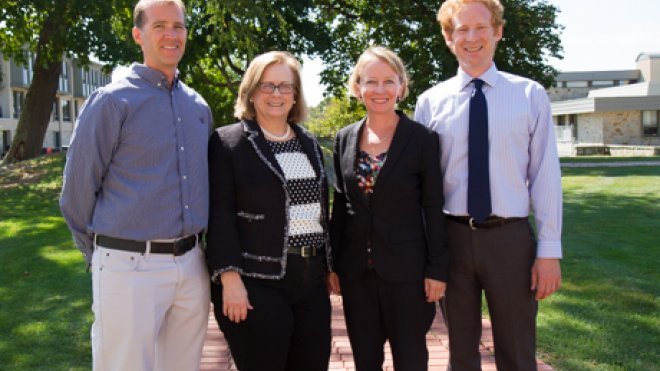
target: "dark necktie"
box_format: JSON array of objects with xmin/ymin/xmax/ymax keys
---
[{"xmin": 468, "ymin": 78, "xmax": 491, "ymax": 223}]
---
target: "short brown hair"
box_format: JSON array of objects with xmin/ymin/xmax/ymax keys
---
[
  {"xmin": 437, "ymin": 0, "xmax": 505, "ymax": 35},
  {"xmin": 234, "ymin": 51, "xmax": 308, "ymax": 124},
  {"xmin": 348, "ymin": 46, "xmax": 410, "ymax": 101},
  {"xmin": 134, "ymin": 0, "xmax": 186, "ymax": 28}
]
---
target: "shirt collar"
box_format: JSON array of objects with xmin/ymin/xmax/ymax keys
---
[
  {"xmin": 130, "ymin": 63, "xmax": 180, "ymax": 90},
  {"xmin": 456, "ymin": 63, "xmax": 499, "ymax": 92}
]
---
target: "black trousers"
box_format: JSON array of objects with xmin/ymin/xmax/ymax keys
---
[
  {"xmin": 341, "ymin": 270, "xmax": 436, "ymax": 371},
  {"xmin": 211, "ymin": 254, "xmax": 331, "ymax": 371},
  {"xmin": 445, "ymin": 218, "xmax": 538, "ymax": 371}
]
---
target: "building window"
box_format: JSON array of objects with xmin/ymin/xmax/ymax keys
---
[
  {"xmin": 82, "ymin": 69, "xmax": 88, "ymax": 96},
  {"xmin": 2, "ymin": 130, "xmax": 11, "ymax": 156},
  {"xmin": 93, "ymin": 71, "xmax": 97, "ymax": 89},
  {"xmin": 591, "ymin": 80, "xmax": 614, "ymax": 87},
  {"xmin": 53, "ymin": 99, "xmax": 60, "ymax": 121},
  {"xmin": 74, "ymin": 100, "xmax": 81, "ymax": 120},
  {"xmin": 53, "ymin": 131, "xmax": 62, "ymax": 148},
  {"xmin": 62, "ymin": 99, "xmax": 72, "ymax": 122},
  {"xmin": 568, "ymin": 114, "xmax": 578, "ymax": 139},
  {"xmin": 22, "ymin": 52, "xmax": 34, "ymax": 85},
  {"xmin": 556, "ymin": 115, "xmax": 566, "ymax": 126},
  {"xmin": 566, "ymin": 81, "xmax": 588, "ymax": 88},
  {"xmin": 642, "ymin": 110, "xmax": 659, "ymax": 136},
  {"xmin": 59, "ymin": 61, "xmax": 70, "ymax": 92},
  {"xmin": 12, "ymin": 90, "xmax": 25, "ymax": 118},
  {"xmin": 83, "ymin": 69, "xmax": 92, "ymax": 96}
]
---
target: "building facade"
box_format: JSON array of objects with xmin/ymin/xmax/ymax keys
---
[
  {"xmin": 549, "ymin": 52, "xmax": 660, "ymax": 156},
  {"xmin": 0, "ymin": 52, "xmax": 111, "ymax": 156}
]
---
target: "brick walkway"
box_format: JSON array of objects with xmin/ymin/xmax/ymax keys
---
[{"xmin": 200, "ymin": 295, "xmax": 553, "ymax": 370}]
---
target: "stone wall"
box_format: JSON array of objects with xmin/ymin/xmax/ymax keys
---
[
  {"xmin": 609, "ymin": 146, "xmax": 660, "ymax": 156},
  {"xmin": 563, "ymin": 110, "xmax": 660, "ymax": 156},
  {"xmin": 603, "ymin": 111, "xmax": 639, "ymax": 145},
  {"xmin": 556, "ymin": 142, "xmax": 576, "ymax": 157},
  {"xmin": 577, "ymin": 113, "xmax": 604, "ymax": 144},
  {"xmin": 602, "ymin": 111, "xmax": 660, "ymax": 146},
  {"xmin": 547, "ymin": 87, "xmax": 591, "ymax": 101}
]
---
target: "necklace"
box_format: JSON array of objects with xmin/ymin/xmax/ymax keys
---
[{"xmin": 261, "ymin": 124, "xmax": 291, "ymax": 141}]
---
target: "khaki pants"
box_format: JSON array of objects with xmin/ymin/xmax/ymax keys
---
[{"xmin": 91, "ymin": 243, "xmax": 210, "ymax": 371}]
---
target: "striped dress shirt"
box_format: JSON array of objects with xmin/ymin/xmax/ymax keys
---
[
  {"xmin": 60, "ymin": 63, "xmax": 213, "ymax": 263},
  {"xmin": 414, "ymin": 65, "xmax": 562, "ymax": 258}
]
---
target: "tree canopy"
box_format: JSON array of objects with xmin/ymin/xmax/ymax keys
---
[
  {"xmin": 56, "ymin": 0, "xmax": 565, "ymax": 123},
  {"xmin": 301, "ymin": 0, "xmax": 563, "ymax": 137},
  {"xmin": 305, "ymin": 94, "xmax": 366, "ymax": 139},
  {"xmin": 0, "ymin": 0, "xmax": 134, "ymax": 164},
  {"xmin": 312, "ymin": 0, "xmax": 563, "ymax": 112},
  {"xmin": 1, "ymin": 0, "xmax": 562, "ymax": 163},
  {"xmin": 168, "ymin": 0, "xmax": 563, "ymax": 124}
]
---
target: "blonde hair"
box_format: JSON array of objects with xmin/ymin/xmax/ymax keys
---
[
  {"xmin": 234, "ymin": 51, "xmax": 308, "ymax": 124},
  {"xmin": 348, "ymin": 46, "xmax": 410, "ymax": 101},
  {"xmin": 437, "ymin": 0, "xmax": 506, "ymax": 35},
  {"xmin": 134, "ymin": 0, "xmax": 186, "ymax": 28}
]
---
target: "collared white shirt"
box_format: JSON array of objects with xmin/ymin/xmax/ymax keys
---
[{"xmin": 415, "ymin": 64, "xmax": 562, "ymax": 258}]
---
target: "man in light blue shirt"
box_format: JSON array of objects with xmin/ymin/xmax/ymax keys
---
[
  {"xmin": 59, "ymin": 0, "xmax": 212, "ymax": 369},
  {"xmin": 414, "ymin": 0, "xmax": 562, "ymax": 370}
]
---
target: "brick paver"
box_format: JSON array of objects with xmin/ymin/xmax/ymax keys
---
[{"xmin": 200, "ymin": 295, "xmax": 553, "ymax": 370}]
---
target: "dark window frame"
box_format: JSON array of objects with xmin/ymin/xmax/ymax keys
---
[{"xmin": 641, "ymin": 110, "xmax": 659, "ymax": 137}]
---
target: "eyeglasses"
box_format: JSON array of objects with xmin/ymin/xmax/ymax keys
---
[{"xmin": 257, "ymin": 82, "xmax": 296, "ymax": 94}]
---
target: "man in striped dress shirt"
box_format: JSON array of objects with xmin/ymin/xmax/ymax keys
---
[{"xmin": 414, "ymin": 0, "xmax": 562, "ymax": 370}]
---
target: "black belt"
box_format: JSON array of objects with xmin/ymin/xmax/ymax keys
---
[
  {"xmin": 446, "ymin": 215, "xmax": 527, "ymax": 230},
  {"xmin": 95, "ymin": 233, "xmax": 202, "ymax": 256},
  {"xmin": 287, "ymin": 245, "xmax": 321, "ymax": 258}
]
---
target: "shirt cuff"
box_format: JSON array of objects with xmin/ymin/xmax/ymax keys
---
[
  {"xmin": 537, "ymin": 240, "xmax": 562, "ymax": 259},
  {"xmin": 74, "ymin": 233, "xmax": 94, "ymax": 265}
]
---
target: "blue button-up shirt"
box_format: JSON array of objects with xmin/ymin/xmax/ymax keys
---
[
  {"xmin": 415, "ymin": 64, "xmax": 563, "ymax": 258},
  {"xmin": 60, "ymin": 63, "xmax": 213, "ymax": 263}
]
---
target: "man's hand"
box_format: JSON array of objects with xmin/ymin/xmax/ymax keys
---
[
  {"xmin": 425, "ymin": 278, "xmax": 447, "ymax": 302},
  {"xmin": 531, "ymin": 258, "xmax": 561, "ymax": 300},
  {"xmin": 220, "ymin": 271, "xmax": 253, "ymax": 323}
]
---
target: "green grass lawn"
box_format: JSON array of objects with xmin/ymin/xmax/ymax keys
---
[
  {"xmin": 538, "ymin": 165, "xmax": 660, "ymax": 371},
  {"xmin": 0, "ymin": 155, "xmax": 92, "ymax": 370},
  {"xmin": 0, "ymin": 155, "xmax": 658, "ymax": 370}
]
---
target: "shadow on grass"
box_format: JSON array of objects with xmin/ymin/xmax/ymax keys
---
[
  {"xmin": 0, "ymin": 156, "xmax": 92, "ymax": 370},
  {"xmin": 537, "ymin": 181, "xmax": 659, "ymax": 370}
]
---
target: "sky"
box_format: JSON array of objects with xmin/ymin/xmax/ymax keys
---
[{"xmin": 301, "ymin": 0, "xmax": 660, "ymax": 106}]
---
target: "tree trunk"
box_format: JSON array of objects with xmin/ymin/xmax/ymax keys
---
[
  {"xmin": 1, "ymin": 59, "xmax": 61, "ymax": 165},
  {"xmin": 1, "ymin": 11, "xmax": 64, "ymax": 165}
]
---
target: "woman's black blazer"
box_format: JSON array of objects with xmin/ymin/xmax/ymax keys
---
[
  {"xmin": 206, "ymin": 120, "xmax": 332, "ymax": 282},
  {"xmin": 330, "ymin": 111, "xmax": 447, "ymax": 283}
]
